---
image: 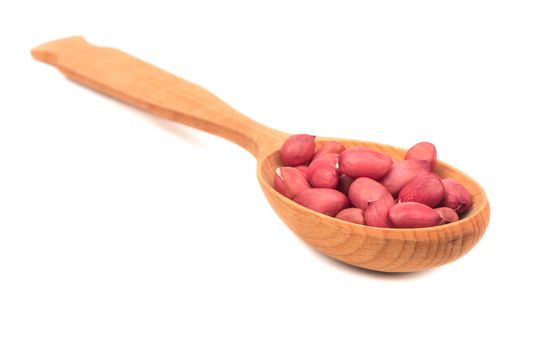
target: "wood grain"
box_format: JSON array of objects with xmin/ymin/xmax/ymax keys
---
[
  {"xmin": 32, "ymin": 37, "xmax": 490, "ymax": 272},
  {"xmin": 31, "ymin": 36, "xmax": 283, "ymax": 157}
]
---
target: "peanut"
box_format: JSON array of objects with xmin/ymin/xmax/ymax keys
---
[
  {"xmin": 310, "ymin": 152, "xmax": 338, "ymax": 168},
  {"xmin": 280, "ymin": 134, "xmax": 315, "ymax": 166},
  {"xmin": 348, "ymin": 177, "xmax": 392, "ymax": 210},
  {"xmin": 294, "ymin": 188, "xmax": 349, "ymax": 217},
  {"xmin": 339, "ymin": 147, "xmax": 392, "ymax": 180},
  {"xmin": 274, "ymin": 167, "xmax": 311, "ymax": 199},
  {"xmin": 398, "ymin": 174, "xmax": 444, "ymax": 208},
  {"xmin": 364, "ymin": 196, "xmax": 395, "ymax": 228},
  {"xmin": 307, "ymin": 153, "xmax": 339, "ymax": 188},
  {"xmin": 335, "ymin": 208, "xmax": 365, "ymax": 225},
  {"xmin": 405, "ymin": 142, "xmax": 437, "ymax": 170},
  {"xmin": 381, "ymin": 159, "xmax": 430, "ymax": 196},
  {"xmin": 308, "ymin": 164, "xmax": 339, "ymax": 189},
  {"xmin": 441, "ymin": 178, "xmax": 472, "ymax": 214},
  {"xmin": 434, "ymin": 207, "xmax": 459, "ymax": 225},
  {"xmin": 314, "ymin": 141, "xmax": 346, "ymax": 159},
  {"xmin": 389, "ymin": 202, "xmax": 441, "ymax": 228}
]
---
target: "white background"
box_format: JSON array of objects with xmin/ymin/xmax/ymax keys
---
[{"xmin": 1, "ymin": 1, "xmax": 533, "ymax": 349}]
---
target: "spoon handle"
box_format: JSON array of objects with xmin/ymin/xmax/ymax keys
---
[{"xmin": 31, "ymin": 36, "xmax": 286, "ymax": 158}]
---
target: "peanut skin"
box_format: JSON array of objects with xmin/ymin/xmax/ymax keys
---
[
  {"xmin": 294, "ymin": 188, "xmax": 349, "ymax": 217},
  {"xmin": 280, "ymin": 134, "xmax": 316, "ymax": 166},
  {"xmin": 405, "ymin": 142, "xmax": 437, "ymax": 170},
  {"xmin": 441, "ymin": 178, "xmax": 472, "ymax": 214},
  {"xmin": 398, "ymin": 174, "xmax": 444, "ymax": 208},
  {"xmin": 310, "ymin": 153, "xmax": 338, "ymax": 168},
  {"xmin": 308, "ymin": 164, "xmax": 339, "ymax": 189},
  {"xmin": 308, "ymin": 153, "xmax": 340, "ymax": 188},
  {"xmin": 339, "ymin": 147, "xmax": 392, "ymax": 180},
  {"xmin": 308, "ymin": 153, "xmax": 339, "ymax": 188},
  {"xmin": 381, "ymin": 159, "xmax": 431, "ymax": 196},
  {"xmin": 335, "ymin": 208, "xmax": 365, "ymax": 225},
  {"xmin": 348, "ymin": 177, "xmax": 392, "ymax": 210},
  {"xmin": 389, "ymin": 202, "xmax": 441, "ymax": 228},
  {"xmin": 364, "ymin": 196, "xmax": 394, "ymax": 228},
  {"xmin": 274, "ymin": 167, "xmax": 311, "ymax": 199},
  {"xmin": 434, "ymin": 207, "xmax": 459, "ymax": 225}
]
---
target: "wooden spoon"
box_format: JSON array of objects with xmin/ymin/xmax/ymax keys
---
[{"xmin": 31, "ymin": 37, "xmax": 490, "ymax": 273}]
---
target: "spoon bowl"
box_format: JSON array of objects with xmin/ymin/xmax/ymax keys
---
[
  {"xmin": 257, "ymin": 138, "xmax": 489, "ymax": 272},
  {"xmin": 32, "ymin": 37, "xmax": 490, "ymax": 272}
]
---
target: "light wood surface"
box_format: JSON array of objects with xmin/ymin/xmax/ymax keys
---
[{"xmin": 32, "ymin": 37, "xmax": 490, "ymax": 272}]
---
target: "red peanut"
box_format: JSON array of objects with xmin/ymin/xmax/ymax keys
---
[
  {"xmin": 405, "ymin": 142, "xmax": 437, "ymax": 170},
  {"xmin": 308, "ymin": 164, "xmax": 339, "ymax": 189},
  {"xmin": 274, "ymin": 167, "xmax": 311, "ymax": 199},
  {"xmin": 335, "ymin": 208, "xmax": 365, "ymax": 225},
  {"xmin": 310, "ymin": 153, "xmax": 338, "ymax": 168},
  {"xmin": 339, "ymin": 147, "xmax": 392, "ymax": 180},
  {"xmin": 441, "ymin": 178, "xmax": 472, "ymax": 214},
  {"xmin": 307, "ymin": 154, "xmax": 340, "ymax": 188},
  {"xmin": 364, "ymin": 196, "xmax": 395, "ymax": 228},
  {"xmin": 389, "ymin": 202, "xmax": 441, "ymax": 228},
  {"xmin": 294, "ymin": 188, "xmax": 349, "ymax": 217},
  {"xmin": 280, "ymin": 134, "xmax": 315, "ymax": 166},
  {"xmin": 434, "ymin": 207, "xmax": 460, "ymax": 225},
  {"xmin": 314, "ymin": 141, "xmax": 346, "ymax": 159},
  {"xmin": 398, "ymin": 174, "xmax": 444, "ymax": 208},
  {"xmin": 348, "ymin": 177, "xmax": 392, "ymax": 210},
  {"xmin": 381, "ymin": 159, "xmax": 430, "ymax": 196}
]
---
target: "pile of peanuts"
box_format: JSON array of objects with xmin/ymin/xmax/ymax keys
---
[{"xmin": 274, "ymin": 135, "xmax": 472, "ymax": 228}]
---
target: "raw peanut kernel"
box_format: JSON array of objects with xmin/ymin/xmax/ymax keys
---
[
  {"xmin": 314, "ymin": 141, "xmax": 346, "ymax": 159},
  {"xmin": 381, "ymin": 159, "xmax": 430, "ymax": 196},
  {"xmin": 389, "ymin": 202, "xmax": 441, "ymax": 228},
  {"xmin": 434, "ymin": 207, "xmax": 459, "ymax": 225},
  {"xmin": 335, "ymin": 208, "xmax": 365, "ymax": 225},
  {"xmin": 398, "ymin": 174, "xmax": 444, "ymax": 208},
  {"xmin": 308, "ymin": 165, "xmax": 339, "ymax": 189},
  {"xmin": 348, "ymin": 177, "xmax": 392, "ymax": 210},
  {"xmin": 280, "ymin": 134, "xmax": 315, "ymax": 166},
  {"xmin": 405, "ymin": 142, "xmax": 437, "ymax": 170},
  {"xmin": 274, "ymin": 167, "xmax": 311, "ymax": 199},
  {"xmin": 364, "ymin": 196, "xmax": 395, "ymax": 228},
  {"xmin": 441, "ymin": 178, "xmax": 472, "ymax": 214},
  {"xmin": 307, "ymin": 154, "xmax": 340, "ymax": 188},
  {"xmin": 294, "ymin": 188, "xmax": 349, "ymax": 217},
  {"xmin": 310, "ymin": 153, "xmax": 338, "ymax": 168},
  {"xmin": 339, "ymin": 147, "xmax": 392, "ymax": 180}
]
